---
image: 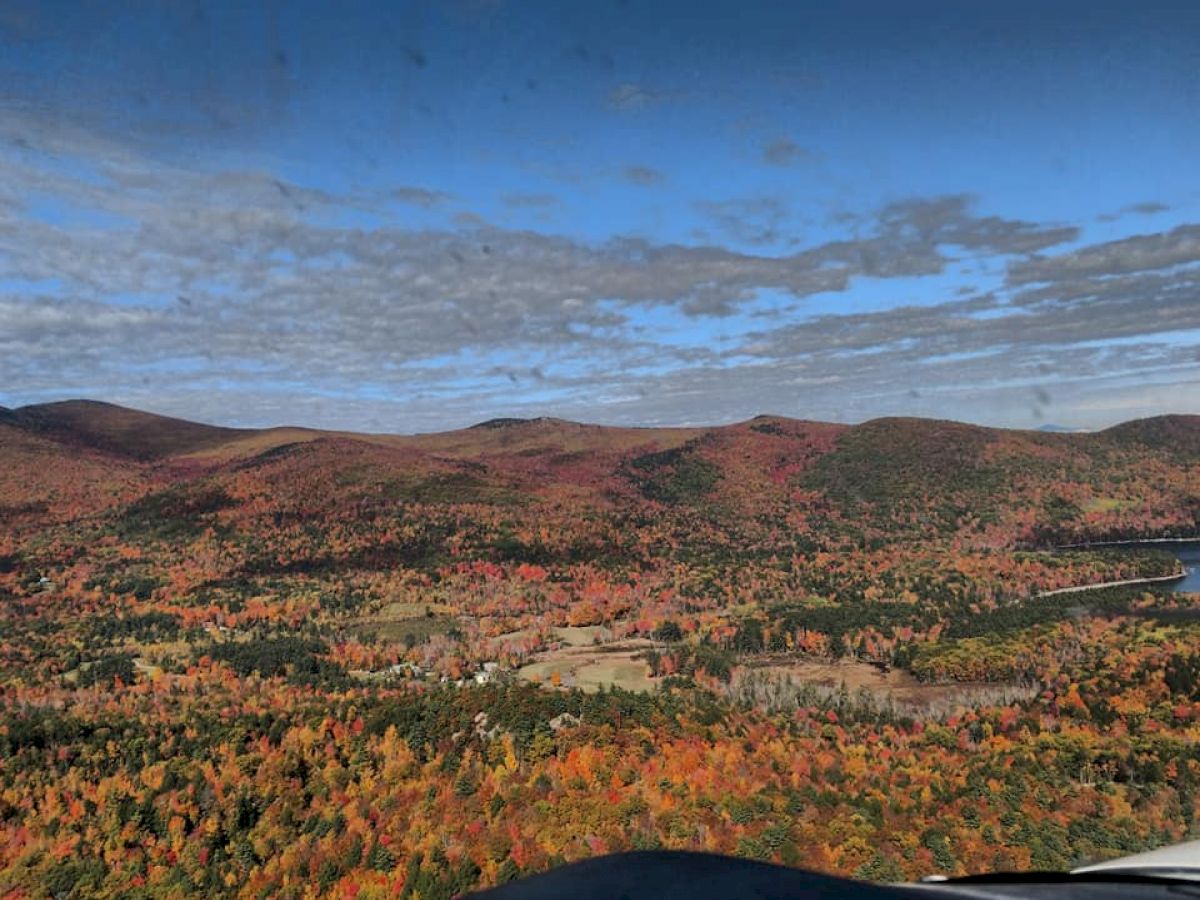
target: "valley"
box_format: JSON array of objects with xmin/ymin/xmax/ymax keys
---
[{"xmin": 2, "ymin": 400, "xmax": 1200, "ymax": 896}]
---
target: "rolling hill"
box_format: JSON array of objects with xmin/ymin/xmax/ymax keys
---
[
  {"xmin": 2, "ymin": 400, "xmax": 1197, "ymax": 551},
  {"xmin": 0, "ymin": 400, "xmax": 254, "ymax": 461},
  {"xmin": 2, "ymin": 401, "xmax": 1200, "ymax": 895}
]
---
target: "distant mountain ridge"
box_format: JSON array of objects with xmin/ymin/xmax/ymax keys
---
[
  {"xmin": 2, "ymin": 397, "xmax": 1199, "ymax": 559},
  {"xmin": 2, "ymin": 399, "xmax": 1198, "ymax": 465},
  {"xmin": 1036, "ymin": 423, "xmax": 1090, "ymax": 433},
  {"xmin": 1, "ymin": 400, "xmax": 253, "ymax": 461}
]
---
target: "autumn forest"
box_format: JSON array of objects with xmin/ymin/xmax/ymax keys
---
[{"xmin": 2, "ymin": 400, "xmax": 1199, "ymax": 898}]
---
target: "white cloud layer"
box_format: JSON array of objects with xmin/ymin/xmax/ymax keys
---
[{"xmin": 1, "ymin": 111, "xmax": 1197, "ymax": 432}]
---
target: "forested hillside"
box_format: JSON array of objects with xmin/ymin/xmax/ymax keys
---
[{"xmin": 1, "ymin": 402, "xmax": 1198, "ymax": 897}]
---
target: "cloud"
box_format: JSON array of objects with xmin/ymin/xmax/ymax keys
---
[
  {"xmin": 738, "ymin": 282, "xmax": 1200, "ymax": 363},
  {"xmin": 877, "ymin": 195, "xmax": 1079, "ymax": 256},
  {"xmin": 1125, "ymin": 201, "xmax": 1169, "ymax": 216},
  {"xmin": 501, "ymin": 192, "xmax": 559, "ymax": 209},
  {"xmin": 0, "ymin": 111, "xmax": 1194, "ymax": 432},
  {"xmin": 394, "ymin": 186, "xmax": 452, "ymax": 208},
  {"xmin": 762, "ymin": 138, "xmax": 810, "ymax": 167},
  {"xmin": 1096, "ymin": 201, "xmax": 1169, "ymax": 223},
  {"xmin": 495, "ymin": 338, "xmax": 1200, "ymax": 432},
  {"xmin": 695, "ymin": 197, "xmax": 790, "ymax": 247},
  {"xmin": 1007, "ymin": 224, "xmax": 1200, "ymax": 284},
  {"xmin": 622, "ymin": 165, "xmax": 665, "ymax": 187},
  {"xmin": 605, "ymin": 82, "xmax": 663, "ymax": 111}
]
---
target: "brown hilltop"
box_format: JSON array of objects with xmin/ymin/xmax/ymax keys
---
[
  {"xmin": 4, "ymin": 400, "xmax": 254, "ymax": 461},
  {"xmin": 5, "ymin": 399, "xmax": 1196, "ymax": 470},
  {"xmin": 1102, "ymin": 414, "xmax": 1200, "ymax": 458},
  {"xmin": 3, "ymin": 398, "xmax": 1198, "ymax": 550},
  {"xmin": 3, "ymin": 400, "xmax": 337, "ymax": 464},
  {"xmin": 4, "ymin": 399, "xmax": 1199, "ymax": 498}
]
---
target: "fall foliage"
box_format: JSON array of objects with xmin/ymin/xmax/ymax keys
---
[{"xmin": 1, "ymin": 402, "xmax": 1199, "ymax": 897}]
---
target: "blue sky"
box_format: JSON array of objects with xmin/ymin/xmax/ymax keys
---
[{"xmin": 1, "ymin": 0, "xmax": 1198, "ymax": 431}]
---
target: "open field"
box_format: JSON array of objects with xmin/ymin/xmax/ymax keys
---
[
  {"xmin": 516, "ymin": 646, "xmax": 1037, "ymax": 709},
  {"xmin": 489, "ymin": 624, "xmax": 610, "ymax": 651},
  {"xmin": 516, "ymin": 638, "xmax": 658, "ymax": 692},
  {"xmin": 1081, "ymin": 496, "xmax": 1136, "ymax": 513},
  {"xmin": 550, "ymin": 625, "xmax": 610, "ymax": 646},
  {"xmin": 741, "ymin": 657, "xmax": 1038, "ymax": 712},
  {"xmin": 5, "ymin": 401, "xmax": 1200, "ymax": 891},
  {"xmin": 350, "ymin": 602, "xmax": 459, "ymax": 643}
]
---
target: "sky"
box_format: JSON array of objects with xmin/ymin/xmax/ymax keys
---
[{"xmin": 1, "ymin": 0, "xmax": 1199, "ymax": 433}]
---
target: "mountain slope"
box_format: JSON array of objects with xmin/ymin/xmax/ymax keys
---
[
  {"xmin": 3, "ymin": 400, "xmax": 254, "ymax": 461},
  {"xmin": 0, "ymin": 420, "xmax": 150, "ymax": 524},
  {"xmin": 1103, "ymin": 414, "xmax": 1200, "ymax": 460},
  {"xmin": 3, "ymin": 399, "xmax": 1198, "ymax": 549}
]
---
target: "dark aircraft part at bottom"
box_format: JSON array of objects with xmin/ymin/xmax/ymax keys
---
[
  {"xmin": 466, "ymin": 851, "xmax": 1200, "ymax": 900},
  {"xmin": 467, "ymin": 851, "xmax": 925, "ymax": 899}
]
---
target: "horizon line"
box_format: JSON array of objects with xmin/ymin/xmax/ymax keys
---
[{"xmin": 6, "ymin": 395, "xmax": 1193, "ymax": 438}]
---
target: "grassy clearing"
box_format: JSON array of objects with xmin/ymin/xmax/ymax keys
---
[
  {"xmin": 552, "ymin": 625, "xmax": 607, "ymax": 646},
  {"xmin": 351, "ymin": 614, "xmax": 458, "ymax": 644},
  {"xmin": 375, "ymin": 601, "xmax": 451, "ymax": 618},
  {"xmin": 573, "ymin": 658, "xmax": 657, "ymax": 692},
  {"xmin": 1082, "ymin": 496, "xmax": 1136, "ymax": 513},
  {"xmin": 516, "ymin": 639, "xmax": 657, "ymax": 692},
  {"xmin": 743, "ymin": 657, "xmax": 1036, "ymax": 712}
]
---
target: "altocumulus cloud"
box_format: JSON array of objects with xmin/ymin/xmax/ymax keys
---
[
  {"xmin": 762, "ymin": 137, "xmax": 810, "ymax": 167},
  {"xmin": 622, "ymin": 165, "xmax": 665, "ymax": 187},
  {"xmin": 1, "ymin": 112, "xmax": 1198, "ymax": 431}
]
